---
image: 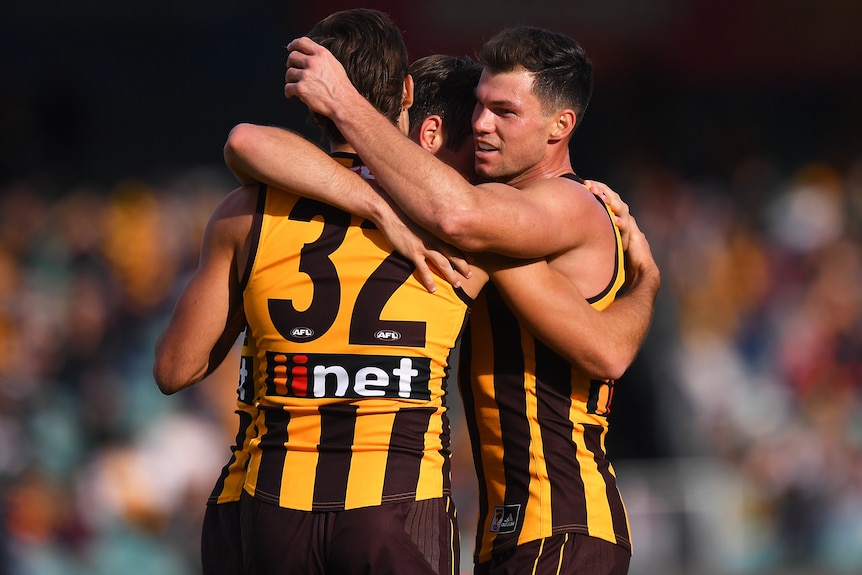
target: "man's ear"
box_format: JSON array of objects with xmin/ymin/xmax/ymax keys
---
[
  {"xmin": 401, "ymin": 75, "xmax": 415, "ymax": 111},
  {"xmin": 549, "ymin": 108, "xmax": 577, "ymax": 141},
  {"xmin": 417, "ymin": 115, "xmax": 445, "ymax": 153}
]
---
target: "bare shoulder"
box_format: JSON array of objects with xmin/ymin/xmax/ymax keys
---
[
  {"xmin": 532, "ymin": 175, "xmax": 591, "ymax": 196},
  {"xmin": 475, "ymin": 181, "xmax": 517, "ymax": 196},
  {"xmin": 521, "ymin": 176, "xmax": 603, "ymax": 214},
  {"xmin": 216, "ymin": 184, "xmax": 260, "ymax": 218},
  {"xmin": 205, "ymin": 185, "xmax": 260, "ymax": 249}
]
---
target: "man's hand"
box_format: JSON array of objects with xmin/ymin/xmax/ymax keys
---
[
  {"xmin": 584, "ymin": 179, "xmax": 632, "ymax": 250},
  {"xmin": 621, "ymin": 214, "xmax": 660, "ymax": 291},
  {"xmin": 583, "ymin": 179, "xmax": 659, "ymax": 292},
  {"xmin": 284, "ymin": 37, "xmax": 355, "ymax": 118},
  {"xmin": 375, "ymin": 197, "xmax": 471, "ymax": 292}
]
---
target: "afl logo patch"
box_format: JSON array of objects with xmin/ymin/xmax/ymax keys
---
[
  {"xmin": 290, "ymin": 327, "xmax": 315, "ymax": 339},
  {"xmin": 374, "ymin": 330, "xmax": 401, "ymax": 341}
]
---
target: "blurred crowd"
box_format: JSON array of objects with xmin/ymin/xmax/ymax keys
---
[
  {"xmin": 626, "ymin": 155, "xmax": 862, "ymax": 573},
  {"xmin": 0, "ymin": 170, "xmax": 242, "ymax": 575},
  {"xmin": 1, "ymin": 152, "xmax": 861, "ymax": 574}
]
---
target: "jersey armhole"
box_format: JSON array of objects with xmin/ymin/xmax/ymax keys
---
[
  {"xmin": 559, "ymin": 172, "xmax": 622, "ymax": 303},
  {"xmin": 587, "ymin": 194, "xmax": 624, "ymax": 305}
]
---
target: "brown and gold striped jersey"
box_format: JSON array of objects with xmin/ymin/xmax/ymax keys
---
[
  {"xmin": 242, "ymin": 155, "xmax": 472, "ymax": 512},
  {"xmin": 461, "ymin": 180, "xmax": 631, "ymax": 563},
  {"xmin": 207, "ymin": 325, "xmax": 258, "ymax": 505}
]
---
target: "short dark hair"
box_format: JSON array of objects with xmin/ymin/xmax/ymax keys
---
[
  {"xmin": 408, "ymin": 54, "xmax": 482, "ymax": 152},
  {"xmin": 478, "ymin": 26, "xmax": 593, "ymax": 121},
  {"xmin": 305, "ymin": 9, "xmax": 409, "ymax": 145}
]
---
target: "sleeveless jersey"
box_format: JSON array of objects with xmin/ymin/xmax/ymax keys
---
[
  {"xmin": 207, "ymin": 325, "xmax": 259, "ymax": 505},
  {"xmin": 460, "ymin": 175, "xmax": 630, "ymax": 563},
  {"xmin": 242, "ymin": 155, "xmax": 473, "ymax": 512}
]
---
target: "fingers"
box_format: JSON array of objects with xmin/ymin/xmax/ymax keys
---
[
  {"xmin": 447, "ymin": 253, "xmax": 472, "ymax": 280},
  {"xmin": 284, "ymin": 37, "xmax": 321, "ymax": 98},
  {"xmin": 411, "ymin": 258, "xmax": 438, "ymax": 293},
  {"xmin": 408, "ymin": 249, "xmax": 474, "ymax": 294},
  {"xmin": 585, "ymin": 180, "xmax": 629, "ymax": 219},
  {"xmin": 584, "ymin": 179, "xmax": 612, "ymax": 202},
  {"xmin": 284, "ymin": 51, "xmax": 305, "ymax": 99},
  {"xmin": 424, "ymin": 251, "xmax": 466, "ymax": 290},
  {"xmin": 585, "ymin": 179, "xmax": 632, "ymax": 250},
  {"xmin": 286, "ymin": 36, "xmax": 317, "ymax": 54}
]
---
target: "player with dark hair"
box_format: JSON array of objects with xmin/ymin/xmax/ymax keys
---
[
  {"xmin": 275, "ymin": 24, "xmax": 653, "ymax": 574},
  {"xmin": 156, "ymin": 9, "xmax": 478, "ymax": 575},
  {"xmin": 162, "ymin": 10, "xmax": 660, "ymax": 572}
]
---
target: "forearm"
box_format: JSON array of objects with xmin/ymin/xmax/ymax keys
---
[
  {"xmin": 154, "ymin": 299, "xmax": 236, "ymax": 394},
  {"xmin": 154, "ymin": 195, "xmax": 249, "ymax": 394},
  {"xmin": 285, "ymin": 38, "xmax": 588, "ymax": 256},
  {"xmin": 489, "ymin": 258, "xmax": 659, "ymax": 380},
  {"xmin": 224, "ymin": 123, "xmax": 394, "ymax": 225},
  {"xmin": 326, "ymin": 90, "xmax": 479, "ymax": 241},
  {"xmin": 594, "ymin": 265, "xmax": 660, "ymax": 376},
  {"xmin": 202, "ymin": 307, "xmax": 247, "ymax": 379}
]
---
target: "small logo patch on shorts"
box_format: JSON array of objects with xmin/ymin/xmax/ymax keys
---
[{"xmin": 490, "ymin": 504, "xmax": 521, "ymax": 534}]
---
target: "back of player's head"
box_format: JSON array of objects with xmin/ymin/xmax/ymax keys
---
[
  {"xmin": 408, "ymin": 54, "xmax": 482, "ymax": 152},
  {"xmin": 306, "ymin": 9, "xmax": 409, "ymax": 145},
  {"xmin": 479, "ymin": 26, "xmax": 593, "ymax": 122}
]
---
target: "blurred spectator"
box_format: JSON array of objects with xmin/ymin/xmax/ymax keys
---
[{"xmin": 1, "ymin": 152, "xmax": 861, "ymax": 573}]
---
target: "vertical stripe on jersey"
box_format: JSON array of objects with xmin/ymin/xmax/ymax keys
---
[
  {"xmin": 535, "ymin": 340, "xmax": 589, "ymax": 534},
  {"xmin": 486, "ymin": 287, "xmax": 531, "ymax": 555},
  {"xmin": 312, "ymin": 404, "xmax": 358, "ymax": 509},
  {"xmin": 254, "ymin": 406, "xmax": 290, "ymax": 505},
  {"xmin": 382, "ymin": 406, "xmax": 437, "ymax": 500},
  {"xmin": 458, "ymin": 320, "xmax": 489, "ymax": 561},
  {"xmin": 584, "ymin": 423, "xmax": 631, "ymax": 548},
  {"xmin": 344, "ymin": 409, "xmax": 393, "ymax": 509},
  {"xmin": 209, "ymin": 408, "xmax": 255, "ymax": 504}
]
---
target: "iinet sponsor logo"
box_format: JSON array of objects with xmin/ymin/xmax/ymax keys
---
[{"xmin": 265, "ymin": 351, "xmax": 431, "ymax": 400}]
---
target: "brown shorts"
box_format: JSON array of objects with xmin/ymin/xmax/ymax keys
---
[
  {"xmin": 475, "ymin": 533, "xmax": 630, "ymax": 575},
  {"xmin": 240, "ymin": 492, "xmax": 460, "ymax": 575},
  {"xmin": 201, "ymin": 501, "xmax": 243, "ymax": 575}
]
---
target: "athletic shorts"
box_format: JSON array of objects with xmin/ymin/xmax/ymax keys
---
[
  {"xmin": 474, "ymin": 533, "xmax": 630, "ymax": 575},
  {"xmin": 201, "ymin": 501, "xmax": 243, "ymax": 575},
  {"xmin": 240, "ymin": 491, "xmax": 460, "ymax": 575}
]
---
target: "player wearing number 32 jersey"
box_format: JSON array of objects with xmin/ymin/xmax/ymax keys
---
[{"xmin": 242, "ymin": 154, "xmax": 473, "ymax": 511}]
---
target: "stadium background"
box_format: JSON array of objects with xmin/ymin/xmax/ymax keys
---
[{"xmin": 1, "ymin": 1, "xmax": 861, "ymax": 573}]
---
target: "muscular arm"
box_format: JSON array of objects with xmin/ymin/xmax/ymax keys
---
[
  {"xmin": 225, "ymin": 123, "xmax": 391, "ymax": 223},
  {"xmin": 224, "ymin": 123, "xmax": 470, "ymax": 291},
  {"xmin": 153, "ymin": 187, "xmax": 255, "ymax": 394},
  {"xmin": 483, "ymin": 216, "xmax": 660, "ymax": 379},
  {"xmin": 284, "ymin": 37, "xmax": 588, "ymax": 258}
]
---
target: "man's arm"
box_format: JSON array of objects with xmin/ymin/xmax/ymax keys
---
[
  {"xmin": 224, "ymin": 123, "xmax": 470, "ymax": 292},
  {"xmin": 153, "ymin": 187, "xmax": 254, "ymax": 394},
  {"xmin": 484, "ymin": 215, "xmax": 660, "ymax": 379},
  {"xmin": 225, "ymin": 123, "xmax": 390, "ymax": 223},
  {"xmin": 284, "ymin": 37, "xmax": 590, "ymax": 258}
]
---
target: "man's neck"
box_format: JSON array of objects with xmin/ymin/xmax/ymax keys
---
[
  {"xmin": 505, "ymin": 148, "xmax": 575, "ymax": 189},
  {"xmin": 329, "ymin": 143, "xmax": 357, "ymax": 155}
]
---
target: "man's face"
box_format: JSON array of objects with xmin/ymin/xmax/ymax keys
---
[{"xmin": 472, "ymin": 69, "xmax": 553, "ymax": 185}]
